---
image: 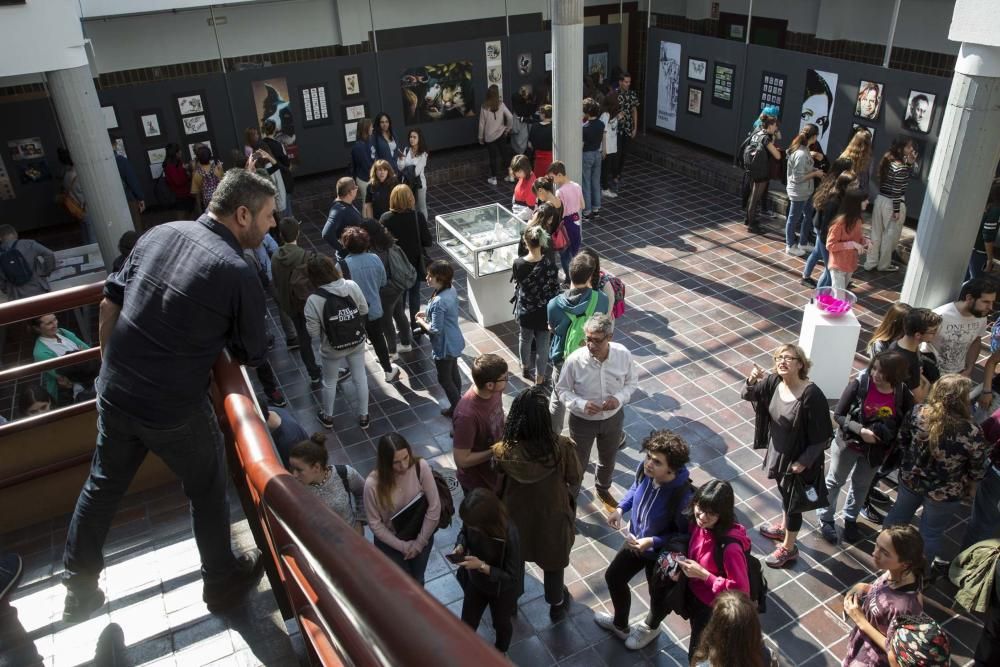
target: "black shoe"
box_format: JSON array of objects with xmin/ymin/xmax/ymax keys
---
[
  {"xmin": 0, "ymin": 552, "xmax": 22, "ymax": 602},
  {"xmin": 747, "ymin": 224, "xmax": 763, "ymax": 234},
  {"xmin": 859, "ymin": 504, "xmax": 885, "ymax": 524},
  {"xmin": 317, "ymin": 410, "xmax": 334, "ymax": 429},
  {"xmin": 820, "ymin": 521, "xmax": 838, "ymax": 544},
  {"xmin": 549, "ymin": 587, "xmax": 572, "ymax": 621},
  {"xmin": 93, "ymin": 623, "xmax": 127, "ymax": 666},
  {"xmin": 359, "ymin": 415, "xmax": 370, "ymax": 430},
  {"xmin": 266, "ymin": 335, "xmax": 275, "ymax": 351},
  {"xmin": 842, "ymin": 520, "xmax": 860, "ymax": 543},
  {"xmin": 310, "ymin": 375, "xmax": 322, "ymax": 390},
  {"xmin": 285, "ymin": 338, "xmax": 300, "ymax": 351},
  {"xmin": 868, "ymin": 487, "xmax": 891, "ymax": 506},
  {"xmin": 801, "ymin": 277, "xmax": 817, "ymax": 288},
  {"xmin": 203, "ymin": 549, "xmax": 265, "ymax": 613},
  {"xmin": 266, "ymin": 389, "xmax": 287, "ymax": 408},
  {"xmin": 617, "ymin": 432, "xmax": 627, "ymax": 451},
  {"xmin": 63, "ymin": 587, "xmax": 106, "ymax": 624},
  {"xmin": 441, "ymin": 407, "xmax": 454, "ymax": 418}
]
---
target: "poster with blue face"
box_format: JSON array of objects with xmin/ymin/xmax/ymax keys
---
[
  {"xmin": 800, "ymin": 69, "xmax": 838, "ymax": 153},
  {"xmin": 400, "ymin": 62, "xmax": 476, "ymax": 124}
]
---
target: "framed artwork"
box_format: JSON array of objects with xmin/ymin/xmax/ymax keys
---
[
  {"xmin": 903, "ymin": 90, "xmax": 935, "ymax": 134},
  {"xmin": 517, "ymin": 52, "xmax": 532, "ymax": 76},
  {"xmin": 400, "ymin": 62, "xmax": 476, "ymax": 124},
  {"xmin": 176, "ymin": 92, "xmax": 205, "ymax": 116},
  {"xmin": 687, "ymin": 57, "xmax": 707, "ymax": 82},
  {"xmin": 101, "ymin": 105, "xmax": 118, "ymax": 130},
  {"xmin": 188, "ymin": 140, "xmax": 213, "ymax": 161},
  {"xmin": 908, "ymin": 138, "xmax": 931, "ymax": 176},
  {"xmin": 181, "ymin": 114, "xmax": 208, "ymax": 136},
  {"xmin": 854, "ymin": 80, "xmax": 884, "ymax": 121},
  {"xmin": 758, "ymin": 71, "xmax": 786, "ymax": 118},
  {"xmin": 7, "ymin": 137, "xmax": 44, "ymax": 161},
  {"xmin": 344, "ymin": 121, "xmax": 358, "ymax": 145},
  {"xmin": 111, "ymin": 136, "xmax": 127, "ymax": 158},
  {"xmin": 341, "ymin": 69, "xmax": 362, "ymax": 99},
  {"xmin": 136, "ymin": 109, "xmax": 163, "ymax": 141},
  {"xmin": 251, "ymin": 77, "xmax": 297, "ymax": 161},
  {"xmin": 299, "ymin": 84, "xmax": 331, "ymax": 127},
  {"xmin": 587, "ymin": 46, "xmax": 609, "ymax": 85},
  {"xmin": 802, "ymin": 69, "xmax": 838, "ymax": 152},
  {"xmin": 851, "ymin": 122, "xmax": 876, "ymax": 145},
  {"xmin": 147, "ymin": 147, "xmax": 166, "ymax": 179},
  {"xmin": 655, "ymin": 41, "xmax": 681, "ymax": 132},
  {"xmin": 711, "ymin": 62, "xmax": 735, "ymax": 108},
  {"xmin": 687, "ymin": 86, "xmax": 703, "ymax": 116},
  {"xmin": 343, "ymin": 103, "xmax": 367, "ymax": 122}
]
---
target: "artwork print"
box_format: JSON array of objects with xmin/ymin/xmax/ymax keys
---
[
  {"xmin": 400, "ymin": 61, "xmax": 476, "ymax": 124},
  {"xmin": 759, "ymin": 71, "xmax": 786, "ymax": 118},
  {"xmin": 344, "ymin": 121, "xmax": 358, "ymax": 144},
  {"xmin": 687, "ymin": 87, "xmax": 703, "ymax": 116},
  {"xmin": 17, "ymin": 161, "xmax": 51, "ymax": 184},
  {"xmin": 517, "ymin": 53, "xmax": 532, "ymax": 76},
  {"xmin": 587, "ymin": 51, "xmax": 609, "ymax": 84},
  {"xmin": 8, "ymin": 138, "xmax": 44, "ymax": 161},
  {"xmin": 711, "ymin": 63, "xmax": 735, "ymax": 108},
  {"xmin": 147, "ymin": 147, "xmax": 166, "ymax": 180},
  {"xmin": 0, "ymin": 156, "xmax": 13, "ymax": 201},
  {"xmin": 140, "ymin": 113, "xmax": 161, "ymax": 138},
  {"xmin": 344, "ymin": 104, "xmax": 366, "ymax": 121},
  {"xmin": 252, "ymin": 77, "xmax": 298, "ymax": 160},
  {"xmin": 687, "ymin": 58, "xmax": 707, "ymax": 82},
  {"xmin": 801, "ymin": 69, "xmax": 838, "ymax": 153},
  {"xmin": 101, "ymin": 105, "xmax": 118, "ymax": 130},
  {"xmin": 188, "ymin": 141, "xmax": 213, "ymax": 161},
  {"xmin": 655, "ymin": 41, "xmax": 681, "ymax": 132},
  {"xmin": 903, "ymin": 90, "xmax": 935, "ymax": 134},
  {"xmin": 177, "ymin": 94, "xmax": 204, "ymax": 116},
  {"xmin": 343, "ymin": 72, "xmax": 360, "ymax": 98},
  {"xmin": 182, "ymin": 114, "xmax": 208, "ymax": 136},
  {"xmin": 855, "ymin": 80, "xmax": 884, "ymax": 121}
]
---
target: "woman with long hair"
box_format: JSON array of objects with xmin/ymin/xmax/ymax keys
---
[
  {"xmin": 802, "ymin": 161, "xmax": 854, "ymax": 288},
  {"xmin": 743, "ymin": 344, "xmax": 832, "ymax": 568},
  {"xmin": 350, "ymin": 118, "xmax": 374, "ymax": 206},
  {"xmin": 884, "ymin": 374, "xmax": 988, "ymax": 565},
  {"xmin": 839, "ymin": 127, "xmax": 874, "ymax": 193},
  {"xmin": 867, "ymin": 302, "xmax": 912, "ymax": 357},
  {"xmin": 826, "ymin": 187, "xmax": 870, "ymax": 290},
  {"xmin": 784, "ymin": 123, "xmax": 826, "ymax": 256},
  {"xmin": 397, "ymin": 128, "xmax": 429, "ymax": 220},
  {"xmin": 380, "ymin": 184, "xmax": 432, "ymax": 337},
  {"xmin": 370, "ymin": 112, "xmax": 399, "ymax": 169},
  {"xmin": 415, "ymin": 260, "xmax": 466, "ymax": 415},
  {"xmin": 363, "ymin": 433, "xmax": 441, "ymax": 584},
  {"xmin": 842, "ymin": 525, "xmax": 926, "ymax": 665},
  {"xmin": 478, "ymin": 84, "xmax": 513, "ymax": 186},
  {"xmin": 509, "ymin": 154, "xmax": 537, "ymax": 221},
  {"xmin": 492, "ymin": 386, "xmax": 581, "ymax": 621},
  {"xmin": 865, "ymin": 137, "xmax": 917, "ymax": 272},
  {"xmin": 512, "ymin": 226, "xmax": 561, "ymax": 383},
  {"xmin": 691, "ymin": 591, "xmax": 771, "ymax": 667},
  {"xmin": 450, "ymin": 488, "xmax": 524, "ymax": 654},
  {"xmin": 744, "ymin": 114, "xmax": 784, "ymax": 234},
  {"xmin": 529, "ymin": 104, "xmax": 554, "ymax": 178},
  {"xmin": 579, "ymin": 248, "xmax": 619, "ymax": 317},
  {"xmin": 364, "ymin": 159, "xmax": 398, "ymax": 220}
]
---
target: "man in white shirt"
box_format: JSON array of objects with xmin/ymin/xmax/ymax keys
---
[
  {"xmin": 556, "ymin": 313, "xmax": 638, "ymax": 509},
  {"xmin": 924, "ymin": 278, "xmax": 996, "ymax": 377}
]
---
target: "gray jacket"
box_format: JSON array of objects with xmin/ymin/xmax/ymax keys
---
[{"xmin": 0, "ymin": 238, "xmax": 55, "ymax": 299}]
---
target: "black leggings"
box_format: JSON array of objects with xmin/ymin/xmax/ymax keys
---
[
  {"xmin": 605, "ymin": 547, "xmax": 673, "ymax": 630},
  {"xmin": 686, "ymin": 593, "xmax": 713, "ymax": 661},
  {"xmin": 434, "ymin": 357, "xmax": 462, "ymax": 409},
  {"xmin": 777, "ymin": 482, "xmax": 804, "ymax": 532},
  {"xmin": 462, "ymin": 585, "xmax": 519, "ymax": 652}
]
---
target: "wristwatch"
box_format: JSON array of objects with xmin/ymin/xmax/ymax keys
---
[{"xmin": 479, "ymin": 563, "xmax": 488, "ymax": 573}]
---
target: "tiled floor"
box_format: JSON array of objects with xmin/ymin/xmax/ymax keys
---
[{"xmin": 1, "ymin": 149, "xmax": 986, "ymax": 666}]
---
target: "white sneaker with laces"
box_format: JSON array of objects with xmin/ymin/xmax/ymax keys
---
[
  {"xmin": 624, "ymin": 622, "xmax": 661, "ymax": 650},
  {"xmin": 785, "ymin": 246, "xmax": 805, "ymax": 257},
  {"xmin": 798, "ymin": 244, "xmax": 814, "ymax": 253},
  {"xmin": 593, "ymin": 612, "xmax": 629, "ymax": 640},
  {"xmin": 487, "ymin": 177, "xmax": 498, "ymax": 185},
  {"xmin": 504, "ymin": 175, "xmax": 516, "ymax": 183},
  {"xmin": 601, "ymin": 189, "xmax": 618, "ymax": 198},
  {"xmin": 385, "ymin": 365, "xmax": 402, "ymax": 382}
]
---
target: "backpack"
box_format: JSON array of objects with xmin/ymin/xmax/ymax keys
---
[
  {"xmin": 563, "ymin": 291, "xmax": 600, "ymax": 358},
  {"xmin": 318, "ymin": 288, "xmax": 367, "ymax": 350},
  {"xmin": 417, "ymin": 463, "xmax": 455, "ymax": 529},
  {"xmin": 511, "ymin": 256, "xmax": 561, "ymax": 318},
  {"xmin": 741, "ymin": 130, "xmax": 771, "ymax": 182},
  {"xmin": 598, "ymin": 271, "xmax": 627, "ymax": 318},
  {"xmin": 334, "ymin": 464, "xmax": 353, "ymax": 511},
  {"xmin": 386, "ymin": 244, "xmax": 417, "ymax": 292},
  {"xmin": 196, "ymin": 161, "xmax": 221, "ymax": 208},
  {"xmin": 400, "ymin": 163, "xmax": 423, "ymax": 191},
  {"xmin": 713, "ymin": 535, "xmax": 769, "ymax": 613},
  {"xmin": 0, "ymin": 241, "xmax": 34, "ymax": 287}
]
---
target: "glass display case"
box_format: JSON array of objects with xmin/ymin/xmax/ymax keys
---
[{"xmin": 435, "ymin": 204, "xmax": 525, "ymax": 279}]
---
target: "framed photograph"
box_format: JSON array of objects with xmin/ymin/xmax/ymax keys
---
[
  {"xmin": 687, "ymin": 57, "xmax": 707, "ymax": 82},
  {"xmin": 136, "ymin": 109, "xmax": 163, "ymax": 141},
  {"xmin": 851, "ymin": 122, "xmax": 876, "ymax": 145},
  {"xmin": 188, "ymin": 140, "xmax": 212, "ymax": 161},
  {"xmin": 344, "ymin": 103, "xmax": 367, "ymax": 122},
  {"xmin": 101, "ymin": 105, "xmax": 118, "ymax": 130},
  {"xmin": 341, "ymin": 69, "xmax": 362, "ymax": 99},
  {"xmin": 854, "ymin": 80, "xmax": 884, "ymax": 121},
  {"xmin": 176, "ymin": 93, "xmax": 204, "ymax": 116},
  {"xmin": 181, "ymin": 114, "xmax": 208, "ymax": 136},
  {"xmin": 903, "ymin": 90, "xmax": 935, "ymax": 134},
  {"xmin": 299, "ymin": 83, "xmax": 331, "ymax": 127},
  {"xmin": 711, "ymin": 62, "xmax": 735, "ymax": 109},
  {"xmin": 400, "ymin": 62, "xmax": 476, "ymax": 124},
  {"xmin": 344, "ymin": 121, "xmax": 358, "ymax": 145},
  {"xmin": 759, "ymin": 71, "xmax": 786, "ymax": 118},
  {"xmin": 687, "ymin": 86, "xmax": 703, "ymax": 116}
]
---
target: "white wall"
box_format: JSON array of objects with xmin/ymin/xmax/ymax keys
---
[
  {"xmin": 950, "ymin": 0, "xmax": 1000, "ymax": 47},
  {"xmin": 0, "ymin": 0, "xmax": 89, "ymax": 78},
  {"xmin": 816, "ymin": 0, "xmax": 958, "ymax": 55},
  {"xmin": 685, "ymin": 0, "xmax": 821, "ymax": 33},
  {"xmin": 80, "ymin": 0, "xmax": 257, "ymax": 19}
]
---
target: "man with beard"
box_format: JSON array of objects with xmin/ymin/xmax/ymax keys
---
[{"xmin": 922, "ymin": 277, "xmax": 997, "ymax": 377}]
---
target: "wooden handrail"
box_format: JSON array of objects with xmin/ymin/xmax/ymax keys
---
[
  {"xmin": 0, "ymin": 347, "xmax": 101, "ymax": 385},
  {"xmin": 0, "ymin": 282, "xmax": 105, "ymax": 326}
]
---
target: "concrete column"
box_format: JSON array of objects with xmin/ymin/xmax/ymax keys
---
[
  {"xmin": 552, "ymin": 0, "xmax": 584, "ymax": 181},
  {"xmin": 899, "ymin": 42, "xmax": 1000, "ymax": 308},
  {"xmin": 46, "ymin": 65, "xmax": 134, "ymax": 270}
]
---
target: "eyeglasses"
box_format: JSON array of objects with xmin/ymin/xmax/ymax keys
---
[
  {"xmin": 585, "ymin": 335, "xmax": 608, "ymax": 345},
  {"xmin": 774, "ymin": 355, "xmax": 800, "ymax": 363}
]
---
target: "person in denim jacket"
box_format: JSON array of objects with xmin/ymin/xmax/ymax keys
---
[{"xmin": 415, "ymin": 260, "xmax": 466, "ymax": 416}]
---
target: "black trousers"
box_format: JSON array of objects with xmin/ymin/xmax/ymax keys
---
[
  {"xmin": 363, "ymin": 316, "xmax": 392, "ymax": 373},
  {"xmin": 617, "ymin": 132, "xmax": 632, "ymax": 176},
  {"xmin": 435, "ymin": 357, "xmax": 463, "ymax": 409},
  {"xmin": 291, "ymin": 312, "xmax": 320, "ymax": 379},
  {"xmin": 461, "ymin": 584, "xmax": 519, "ymax": 652},
  {"xmin": 686, "ymin": 593, "xmax": 713, "ymax": 661},
  {"xmin": 605, "ymin": 547, "xmax": 672, "ymax": 630},
  {"xmin": 777, "ymin": 480, "xmax": 805, "ymax": 532},
  {"xmin": 485, "ymin": 138, "xmax": 512, "ymax": 179},
  {"xmin": 542, "ymin": 569, "xmax": 564, "ymax": 606}
]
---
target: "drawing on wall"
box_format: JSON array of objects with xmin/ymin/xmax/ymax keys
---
[
  {"xmin": 344, "ymin": 121, "xmax": 358, "ymax": 144},
  {"xmin": 342, "ymin": 71, "xmax": 361, "ymax": 98},
  {"xmin": 687, "ymin": 58, "xmax": 707, "ymax": 82},
  {"xmin": 851, "ymin": 123, "xmax": 876, "ymax": 145},
  {"xmin": 182, "ymin": 114, "xmax": 208, "ymax": 136},
  {"xmin": 177, "ymin": 94, "xmax": 204, "ymax": 116},
  {"xmin": 485, "ymin": 40, "xmax": 503, "ymax": 98},
  {"xmin": 188, "ymin": 141, "xmax": 213, "ymax": 161},
  {"xmin": 903, "ymin": 90, "xmax": 935, "ymax": 134},
  {"xmin": 0, "ymin": 156, "xmax": 14, "ymax": 200},
  {"xmin": 400, "ymin": 61, "xmax": 476, "ymax": 124},
  {"xmin": 759, "ymin": 71, "xmax": 786, "ymax": 117},
  {"xmin": 252, "ymin": 77, "xmax": 297, "ymax": 160},
  {"xmin": 17, "ymin": 161, "xmax": 51, "ymax": 184},
  {"xmin": 711, "ymin": 63, "xmax": 735, "ymax": 108},
  {"xmin": 488, "ymin": 66, "xmax": 503, "ymax": 86},
  {"xmin": 801, "ymin": 69, "xmax": 838, "ymax": 153},
  {"xmin": 112, "ymin": 138, "xmax": 126, "ymax": 158},
  {"xmin": 344, "ymin": 104, "xmax": 367, "ymax": 121},
  {"xmin": 687, "ymin": 87, "xmax": 703, "ymax": 116},
  {"xmin": 147, "ymin": 147, "xmax": 167, "ymax": 179},
  {"xmin": 102, "ymin": 105, "xmax": 118, "ymax": 130},
  {"xmin": 587, "ymin": 50, "xmax": 608, "ymax": 84},
  {"xmin": 139, "ymin": 112, "xmax": 162, "ymax": 138},
  {"xmin": 8, "ymin": 138, "xmax": 44, "ymax": 161},
  {"xmin": 485, "ymin": 41, "xmax": 501, "ymax": 62},
  {"xmin": 854, "ymin": 80, "xmax": 884, "ymax": 121},
  {"xmin": 517, "ymin": 53, "xmax": 532, "ymax": 76},
  {"xmin": 655, "ymin": 41, "xmax": 681, "ymax": 132}
]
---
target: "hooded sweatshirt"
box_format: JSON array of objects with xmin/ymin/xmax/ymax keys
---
[
  {"xmin": 271, "ymin": 243, "xmax": 308, "ymax": 315},
  {"xmin": 687, "ymin": 523, "xmax": 752, "ymax": 607},
  {"xmin": 304, "ymin": 278, "xmax": 369, "ymax": 358},
  {"xmin": 546, "ymin": 287, "xmax": 610, "ymax": 365},
  {"xmin": 618, "ymin": 466, "xmax": 692, "ymax": 558}
]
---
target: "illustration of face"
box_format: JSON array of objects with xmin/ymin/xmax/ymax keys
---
[
  {"xmin": 859, "ymin": 88, "xmax": 878, "ymax": 118},
  {"xmin": 801, "ymin": 94, "xmax": 830, "ymax": 137}
]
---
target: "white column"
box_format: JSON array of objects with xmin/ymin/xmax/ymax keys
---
[
  {"xmin": 47, "ymin": 65, "xmax": 134, "ymax": 270},
  {"xmin": 899, "ymin": 42, "xmax": 1000, "ymax": 308},
  {"xmin": 552, "ymin": 0, "xmax": 584, "ymax": 181}
]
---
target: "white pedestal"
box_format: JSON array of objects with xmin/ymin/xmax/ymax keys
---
[
  {"xmin": 798, "ymin": 302, "xmax": 861, "ymax": 399},
  {"xmin": 466, "ymin": 271, "xmax": 515, "ymax": 327}
]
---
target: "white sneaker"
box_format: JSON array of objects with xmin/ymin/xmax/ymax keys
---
[
  {"xmin": 390, "ymin": 352, "xmax": 400, "ymax": 362},
  {"xmin": 487, "ymin": 177, "xmax": 497, "ymax": 185},
  {"xmin": 593, "ymin": 612, "xmax": 629, "ymax": 640},
  {"xmin": 785, "ymin": 246, "xmax": 805, "ymax": 257},
  {"xmin": 601, "ymin": 189, "xmax": 618, "ymax": 198},
  {"xmin": 798, "ymin": 243, "xmax": 814, "ymax": 253},
  {"xmin": 504, "ymin": 175, "xmax": 516, "ymax": 183},
  {"xmin": 624, "ymin": 622, "xmax": 661, "ymax": 650},
  {"xmin": 385, "ymin": 365, "xmax": 401, "ymax": 382},
  {"xmin": 396, "ymin": 343, "xmax": 413, "ymax": 353}
]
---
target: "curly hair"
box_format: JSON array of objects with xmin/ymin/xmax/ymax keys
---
[
  {"xmin": 839, "ymin": 127, "xmax": 873, "ymax": 176},
  {"xmin": 640, "ymin": 429, "xmax": 690, "ymax": 470},
  {"xmin": 922, "ymin": 374, "xmax": 972, "ymax": 454},
  {"xmin": 496, "ymin": 386, "xmax": 561, "ymax": 468},
  {"xmin": 812, "ymin": 158, "xmax": 854, "ymax": 210}
]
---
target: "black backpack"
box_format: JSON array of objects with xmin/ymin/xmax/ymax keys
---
[
  {"xmin": 318, "ymin": 288, "xmax": 366, "ymax": 350},
  {"xmin": 713, "ymin": 535, "xmax": 769, "ymax": 613},
  {"xmin": 417, "ymin": 463, "xmax": 455, "ymax": 529},
  {"xmin": 0, "ymin": 241, "xmax": 34, "ymax": 287},
  {"xmin": 740, "ymin": 130, "xmax": 771, "ymax": 182}
]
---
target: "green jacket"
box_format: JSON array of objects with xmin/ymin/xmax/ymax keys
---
[
  {"xmin": 949, "ymin": 538, "xmax": 1000, "ymax": 613},
  {"xmin": 33, "ymin": 329, "xmax": 89, "ymax": 400}
]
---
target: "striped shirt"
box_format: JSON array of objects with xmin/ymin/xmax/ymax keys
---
[{"xmin": 878, "ymin": 161, "xmax": 913, "ymax": 214}]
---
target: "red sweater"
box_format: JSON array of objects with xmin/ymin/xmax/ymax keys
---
[
  {"xmin": 514, "ymin": 174, "xmax": 537, "ymax": 208},
  {"xmin": 687, "ymin": 523, "xmax": 751, "ymax": 607},
  {"xmin": 826, "ymin": 215, "xmax": 865, "ymax": 273},
  {"xmin": 164, "ymin": 162, "xmax": 191, "ymax": 198}
]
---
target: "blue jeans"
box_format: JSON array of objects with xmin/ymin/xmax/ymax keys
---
[
  {"xmin": 803, "ymin": 231, "xmax": 831, "ymax": 287},
  {"xmin": 374, "ymin": 537, "xmax": 433, "ymax": 585},
  {"xmin": 518, "ymin": 325, "xmax": 551, "ymax": 381},
  {"xmin": 581, "ymin": 150, "xmax": 602, "ymax": 213},
  {"xmin": 883, "ymin": 484, "xmax": 961, "ymax": 563},
  {"xmin": 785, "ymin": 199, "xmax": 815, "ymax": 248},
  {"xmin": 962, "ymin": 463, "xmax": 1000, "ymax": 549},
  {"xmin": 818, "ymin": 438, "xmax": 878, "ymax": 524},
  {"xmin": 63, "ymin": 397, "xmax": 236, "ymax": 593}
]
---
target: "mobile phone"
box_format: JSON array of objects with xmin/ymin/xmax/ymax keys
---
[{"xmin": 446, "ymin": 552, "xmax": 465, "ymax": 564}]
